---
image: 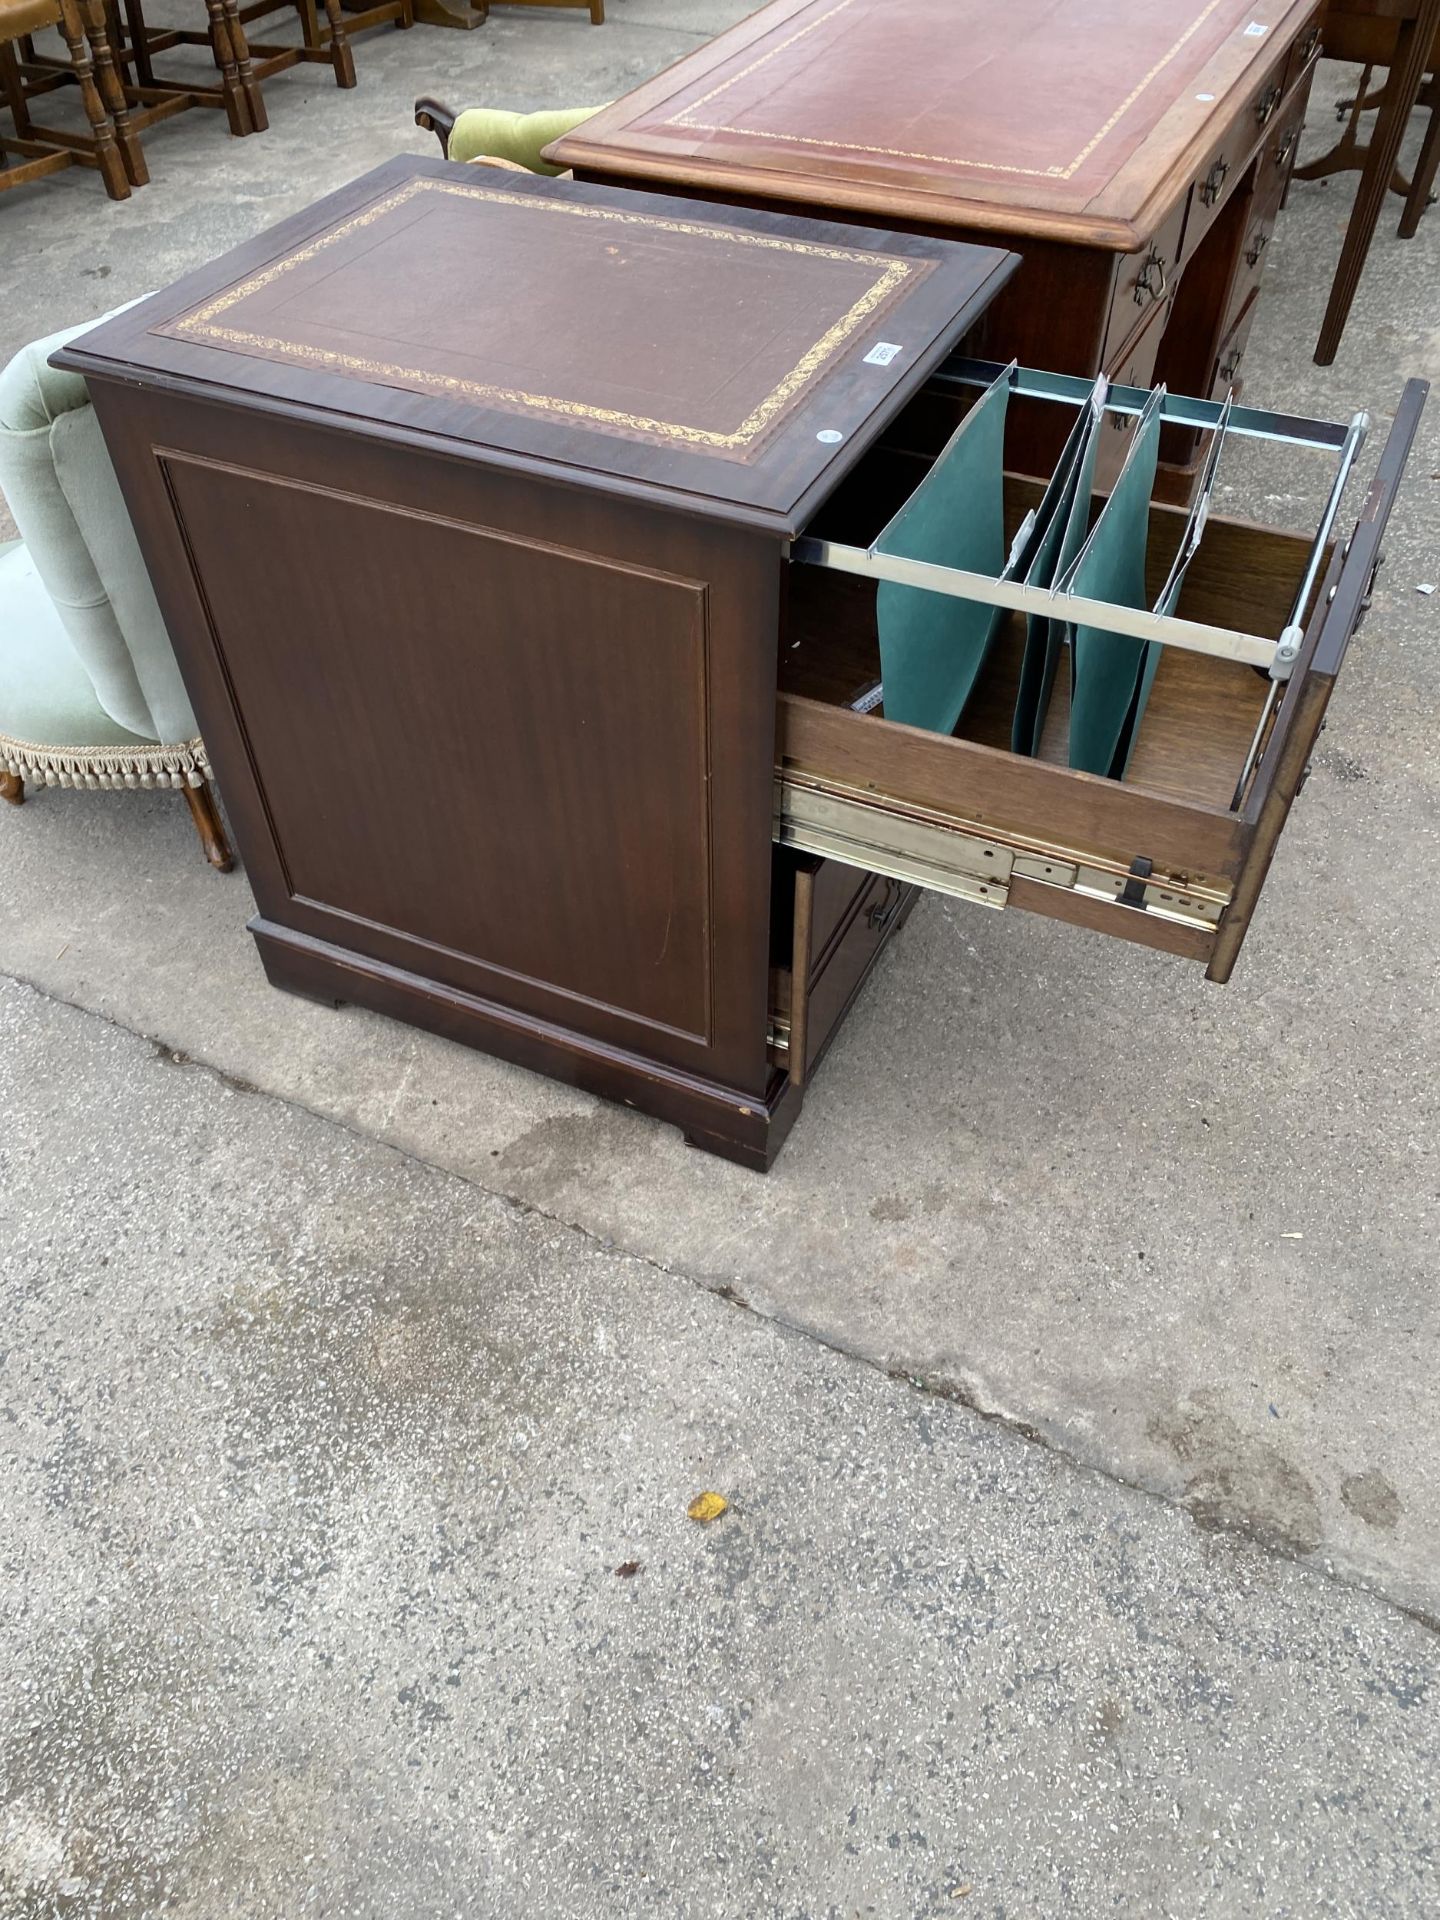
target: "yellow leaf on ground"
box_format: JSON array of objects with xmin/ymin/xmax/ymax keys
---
[{"xmin": 687, "ymin": 1491, "xmax": 729, "ymax": 1524}]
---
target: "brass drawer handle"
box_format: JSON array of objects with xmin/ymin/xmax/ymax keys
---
[
  {"xmin": 1275, "ymin": 128, "xmax": 1298, "ymax": 171},
  {"xmin": 1132, "ymin": 246, "xmax": 1169, "ymax": 306},
  {"xmin": 1256, "ymin": 84, "xmax": 1283, "ymax": 127},
  {"xmin": 1199, "ymin": 156, "xmax": 1230, "ymax": 207},
  {"xmin": 1300, "ymin": 24, "xmax": 1320, "ymax": 63},
  {"xmin": 1245, "ymin": 227, "xmax": 1271, "ymax": 267},
  {"xmin": 1219, "ymin": 346, "xmax": 1245, "ymax": 385}
]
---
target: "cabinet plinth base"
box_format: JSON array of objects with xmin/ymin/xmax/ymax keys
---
[{"xmin": 251, "ymin": 918, "xmax": 800, "ymax": 1169}]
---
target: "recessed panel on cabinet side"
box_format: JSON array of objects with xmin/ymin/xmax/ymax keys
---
[{"xmin": 161, "ymin": 454, "xmax": 718, "ymax": 1048}]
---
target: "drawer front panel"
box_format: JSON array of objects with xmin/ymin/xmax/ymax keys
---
[
  {"xmin": 1281, "ymin": 9, "xmax": 1322, "ymax": 94},
  {"xmin": 1100, "ymin": 195, "xmax": 1187, "ymax": 372},
  {"xmin": 802, "ymin": 872, "xmax": 909, "ymax": 1075},
  {"xmin": 770, "ymin": 857, "xmax": 916, "ymax": 1081},
  {"xmin": 809, "ymin": 856, "xmax": 876, "ymax": 969},
  {"xmin": 1212, "ymin": 288, "xmax": 1260, "ymax": 400},
  {"xmin": 1096, "ymin": 294, "xmax": 1170, "ymax": 491},
  {"xmin": 1225, "ymin": 203, "xmax": 1279, "ymax": 335},
  {"xmin": 1252, "ymin": 75, "xmax": 1310, "ymax": 209},
  {"xmin": 1184, "ymin": 43, "xmax": 1291, "ymax": 255},
  {"xmin": 1210, "ymin": 380, "xmax": 1428, "ymax": 980}
]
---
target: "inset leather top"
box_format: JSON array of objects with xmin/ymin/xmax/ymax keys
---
[
  {"xmin": 552, "ymin": 0, "xmax": 1321, "ymax": 249},
  {"xmin": 54, "ymin": 158, "xmax": 1016, "ymax": 534}
]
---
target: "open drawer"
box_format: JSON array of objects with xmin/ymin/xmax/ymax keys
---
[{"xmin": 776, "ymin": 363, "xmax": 1427, "ymax": 983}]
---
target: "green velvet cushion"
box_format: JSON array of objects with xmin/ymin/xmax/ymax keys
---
[
  {"xmin": 0, "ymin": 540, "xmax": 157, "ymax": 752},
  {"xmin": 448, "ymin": 105, "xmax": 602, "ymax": 175},
  {"xmin": 0, "ymin": 307, "xmax": 199, "ymax": 749}
]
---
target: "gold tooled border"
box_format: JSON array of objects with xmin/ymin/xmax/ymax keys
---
[
  {"xmin": 666, "ymin": 0, "xmax": 1229, "ymax": 183},
  {"xmin": 161, "ymin": 177, "xmax": 916, "ymax": 452}
]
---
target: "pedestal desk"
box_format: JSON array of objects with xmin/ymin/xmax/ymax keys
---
[
  {"xmin": 58, "ymin": 157, "xmax": 1424, "ymax": 1168},
  {"xmin": 553, "ymin": 0, "xmax": 1327, "ymax": 496}
]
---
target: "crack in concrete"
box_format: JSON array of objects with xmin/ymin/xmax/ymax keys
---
[{"xmin": 6, "ymin": 961, "xmax": 1438, "ymax": 1644}]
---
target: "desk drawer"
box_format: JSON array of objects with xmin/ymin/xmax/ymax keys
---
[
  {"xmin": 1096, "ymin": 294, "xmax": 1170, "ymax": 492},
  {"xmin": 1253, "ymin": 72, "xmax": 1311, "ymax": 209},
  {"xmin": 769, "ymin": 854, "xmax": 916, "ymax": 1083},
  {"xmin": 1184, "ymin": 42, "xmax": 1292, "ymax": 255},
  {"xmin": 1282, "ymin": 9, "xmax": 1323, "ymax": 94},
  {"xmin": 1225, "ymin": 81, "xmax": 1312, "ymax": 332},
  {"xmin": 778, "ymin": 382, "xmax": 1425, "ymax": 983},
  {"xmin": 1213, "ymin": 288, "xmax": 1260, "ymax": 400},
  {"xmin": 1100, "ymin": 196, "xmax": 1187, "ymax": 372}
]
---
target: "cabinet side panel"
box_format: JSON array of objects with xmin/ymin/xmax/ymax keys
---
[
  {"xmin": 87, "ymin": 386, "xmax": 780, "ymax": 1092},
  {"xmin": 163, "ymin": 456, "xmax": 715, "ymax": 1044}
]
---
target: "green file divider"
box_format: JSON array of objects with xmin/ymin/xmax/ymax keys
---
[
  {"xmin": 874, "ymin": 364, "xmax": 1012, "ymax": 735},
  {"xmin": 1011, "ymin": 379, "xmax": 1107, "ymax": 756},
  {"xmin": 1062, "ymin": 387, "xmax": 1167, "ymax": 779}
]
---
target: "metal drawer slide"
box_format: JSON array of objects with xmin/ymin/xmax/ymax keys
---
[{"xmin": 775, "ymin": 771, "xmax": 1227, "ymax": 930}]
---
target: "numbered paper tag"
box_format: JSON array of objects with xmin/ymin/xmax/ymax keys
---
[
  {"xmin": 1243, "ymin": 19, "xmax": 1268, "ymax": 34},
  {"xmin": 863, "ymin": 342, "xmax": 903, "ymax": 367}
]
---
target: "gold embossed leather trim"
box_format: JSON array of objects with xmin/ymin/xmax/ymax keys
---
[{"xmin": 160, "ymin": 178, "xmax": 917, "ymax": 452}]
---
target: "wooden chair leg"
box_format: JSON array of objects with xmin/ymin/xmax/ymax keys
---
[
  {"xmin": 320, "ymin": 0, "xmax": 356, "ymax": 89},
  {"xmin": 203, "ymin": 0, "xmax": 254, "ymax": 134},
  {"xmin": 1315, "ymin": 2, "xmax": 1440, "ymax": 364},
  {"xmin": 1398, "ymin": 83, "xmax": 1440, "ymax": 237},
  {"xmin": 2, "ymin": 34, "xmax": 34, "ymax": 135},
  {"xmin": 221, "ymin": 0, "xmax": 267, "ymax": 133},
  {"xmin": 79, "ymin": 0, "xmax": 148, "ymax": 185},
  {"xmin": 182, "ymin": 780, "xmax": 234, "ymax": 870},
  {"xmin": 0, "ymin": 772, "xmax": 24, "ymax": 805},
  {"xmin": 54, "ymin": 0, "xmax": 130, "ymax": 198}
]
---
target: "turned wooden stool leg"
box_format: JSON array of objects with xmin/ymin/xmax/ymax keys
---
[
  {"xmin": 320, "ymin": 0, "xmax": 356, "ymax": 89},
  {"xmin": 182, "ymin": 780, "xmax": 234, "ymax": 871},
  {"xmin": 0, "ymin": 772, "xmax": 24, "ymax": 805},
  {"xmin": 223, "ymin": 0, "xmax": 267, "ymax": 133},
  {"xmin": 2, "ymin": 37, "xmax": 33, "ymax": 138},
  {"xmin": 204, "ymin": 0, "xmax": 253, "ymax": 135},
  {"xmin": 80, "ymin": 0, "xmax": 148, "ymax": 186},
  {"xmin": 54, "ymin": 0, "xmax": 130, "ymax": 198}
]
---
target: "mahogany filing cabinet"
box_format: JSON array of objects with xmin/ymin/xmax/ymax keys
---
[{"xmin": 58, "ymin": 158, "xmax": 1425, "ymax": 1169}]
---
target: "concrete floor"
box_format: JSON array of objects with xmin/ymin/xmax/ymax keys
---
[{"xmin": 2, "ymin": 6, "xmax": 1439, "ymax": 1914}]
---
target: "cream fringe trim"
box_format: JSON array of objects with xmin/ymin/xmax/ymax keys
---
[{"xmin": 0, "ymin": 731, "xmax": 211, "ymax": 791}]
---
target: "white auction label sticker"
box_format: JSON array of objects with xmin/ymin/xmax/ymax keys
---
[
  {"xmin": 1243, "ymin": 19, "xmax": 1268, "ymax": 34},
  {"xmin": 816, "ymin": 428, "xmax": 844, "ymax": 443},
  {"xmin": 863, "ymin": 342, "xmax": 904, "ymax": 367}
]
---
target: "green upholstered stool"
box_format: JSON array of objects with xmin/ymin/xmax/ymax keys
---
[{"xmin": 0, "ymin": 310, "xmax": 231, "ymax": 867}]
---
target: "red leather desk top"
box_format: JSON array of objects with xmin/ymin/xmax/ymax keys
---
[{"xmin": 554, "ymin": 0, "xmax": 1320, "ymax": 248}]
